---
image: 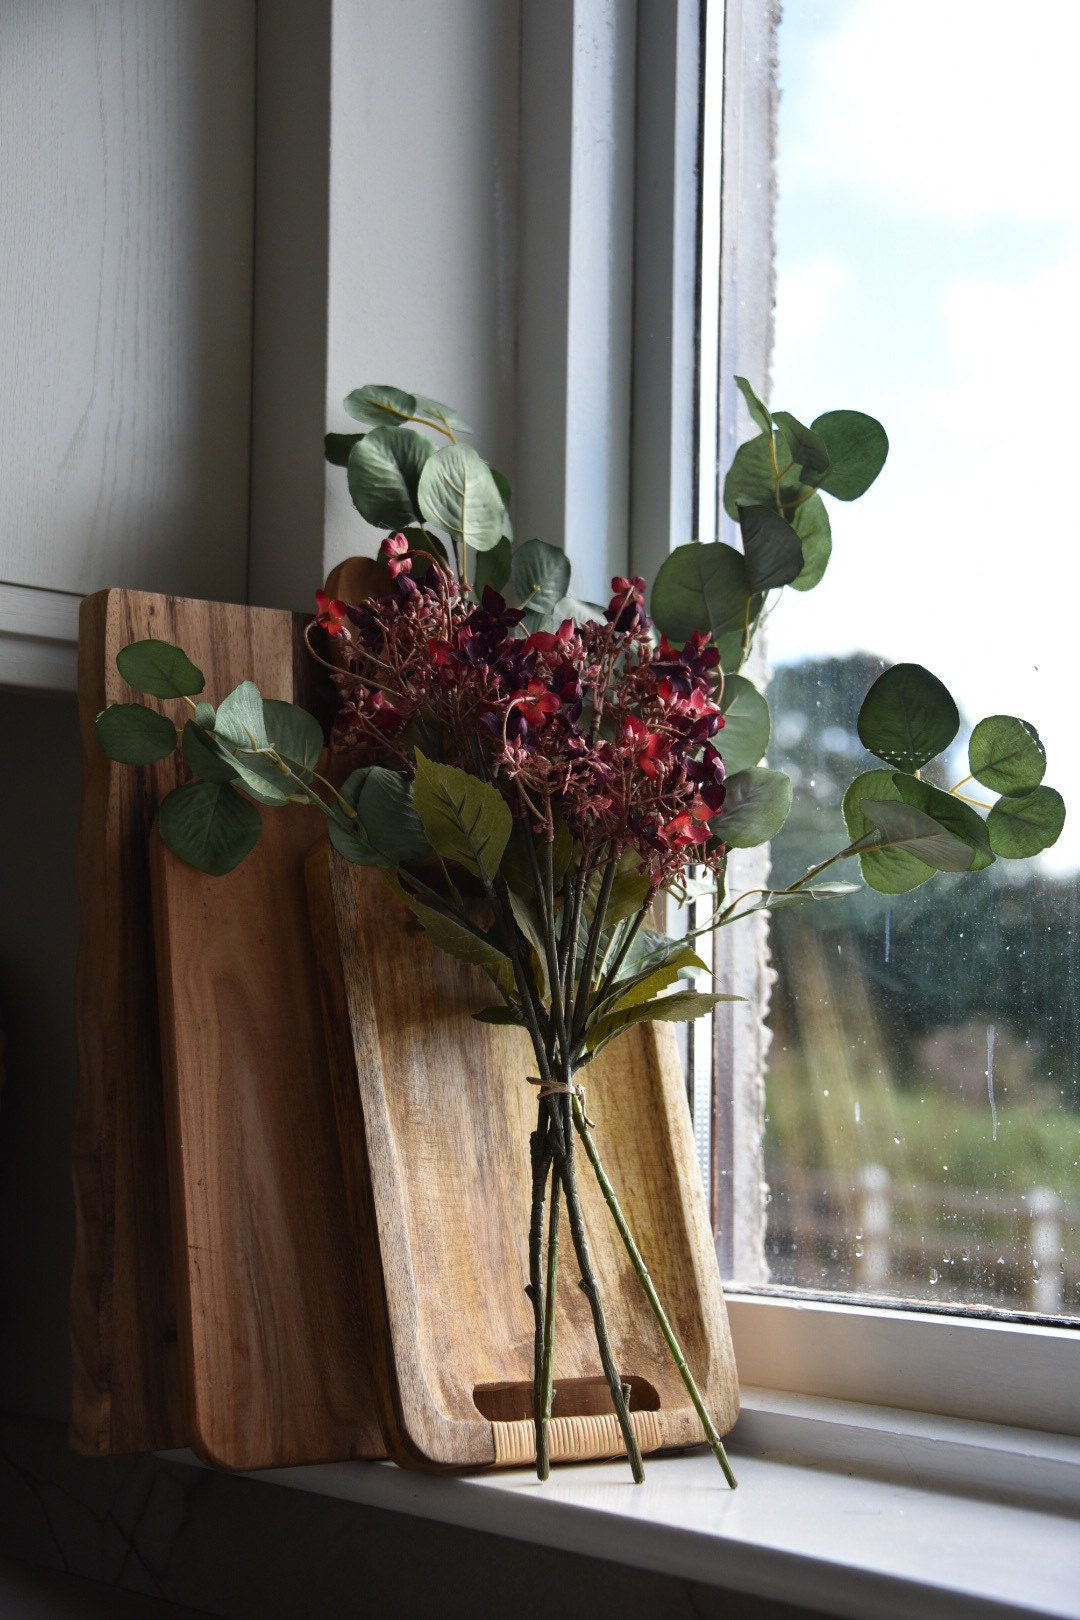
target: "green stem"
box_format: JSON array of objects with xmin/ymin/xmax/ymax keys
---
[
  {"xmin": 570, "ymin": 849, "xmax": 618, "ymax": 1047},
  {"xmin": 540, "ymin": 1158, "xmax": 561, "ymax": 1429},
  {"xmin": 572, "ymin": 1096, "xmax": 737, "ymax": 1489},
  {"xmin": 528, "ymin": 1115, "xmax": 553, "ymax": 1479}
]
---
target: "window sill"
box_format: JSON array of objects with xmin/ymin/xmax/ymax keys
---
[{"xmin": 169, "ymin": 1393, "xmax": 1080, "ymax": 1620}]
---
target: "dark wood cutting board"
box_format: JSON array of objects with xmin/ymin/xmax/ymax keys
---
[
  {"xmin": 307, "ymin": 843, "xmax": 740, "ymax": 1470},
  {"xmin": 73, "ymin": 588, "xmax": 384, "ymax": 1466}
]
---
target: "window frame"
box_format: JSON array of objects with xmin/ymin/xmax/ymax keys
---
[{"xmin": 577, "ymin": 0, "xmax": 1080, "ymax": 1433}]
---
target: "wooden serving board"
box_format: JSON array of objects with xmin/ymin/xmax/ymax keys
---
[
  {"xmin": 74, "ymin": 588, "xmax": 385, "ymax": 1467},
  {"xmin": 307, "ymin": 844, "xmax": 740, "ymax": 1470}
]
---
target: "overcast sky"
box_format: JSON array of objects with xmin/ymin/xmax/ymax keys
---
[{"xmin": 766, "ymin": 0, "xmax": 1079, "ymax": 871}]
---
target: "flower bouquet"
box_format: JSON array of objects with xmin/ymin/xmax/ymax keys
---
[{"xmin": 95, "ymin": 379, "xmax": 1064, "ymax": 1486}]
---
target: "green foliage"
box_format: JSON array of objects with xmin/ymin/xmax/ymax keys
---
[
  {"xmin": 651, "ymin": 542, "xmax": 755, "ymax": 667},
  {"xmin": 330, "ymin": 767, "xmax": 430, "ymax": 866},
  {"xmin": 809, "ymin": 409, "xmax": 889, "ymax": 500},
  {"xmin": 157, "ymin": 781, "xmax": 261, "ymax": 876},
  {"xmin": 788, "ymin": 494, "xmax": 832, "ymax": 591},
  {"xmin": 858, "ymin": 799, "xmax": 978, "ymax": 873},
  {"xmin": 473, "ymin": 535, "xmax": 513, "ymax": 596},
  {"xmin": 716, "ymin": 767, "xmax": 793, "ymax": 848},
  {"xmin": 511, "ymin": 538, "xmax": 571, "ymax": 631},
  {"xmin": 343, "ymin": 384, "xmax": 420, "ymax": 430},
  {"xmin": 324, "ymin": 432, "xmax": 363, "ymax": 466},
  {"xmin": 586, "ymin": 989, "xmax": 739, "ymax": 1056},
  {"xmin": 717, "ymin": 675, "xmax": 771, "ymax": 774},
  {"xmin": 116, "ymin": 640, "xmax": 204, "ymax": 701},
  {"xmin": 347, "ymin": 425, "xmax": 432, "ymax": 530},
  {"xmin": 417, "ymin": 443, "xmax": 506, "ymax": 552},
  {"xmin": 735, "ymin": 375, "xmax": 773, "ymax": 436},
  {"xmin": 771, "ymin": 410, "xmax": 831, "ymax": 477},
  {"xmin": 96, "ymin": 703, "xmax": 177, "ymax": 765},
  {"xmin": 987, "ymin": 786, "xmax": 1066, "ymax": 859},
  {"xmin": 737, "ymin": 505, "xmax": 804, "ymax": 592},
  {"xmin": 857, "ymin": 662, "xmax": 960, "ymax": 773},
  {"xmin": 969, "ymin": 715, "xmax": 1046, "ymax": 795},
  {"xmin": 412, "ymin": 749, "xmax": 511, "ymax": 881},
  {"xmin": 182, "ymin": 720, "xmax": 238, "ymax": 783},
  {"xmin": 843, "ymin": 768, "xmax": 934, "ymax": 894},
  {"xmin": 262, "ymin": 700, "xmax": 324, "ymax": 785},
  {"xmin": 395, "ymin": 884, "xmax": 515, "ymax": 999}
]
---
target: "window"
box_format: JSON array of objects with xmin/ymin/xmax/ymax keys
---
[{"xmin": 698, "ymin": 0, "xmax": 1079, "ymax": 1424}]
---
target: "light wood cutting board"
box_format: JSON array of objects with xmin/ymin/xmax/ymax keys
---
[
  {"xmin": 73, "ymin": 588, "xmax": 384, "ymax": 1466},
  {"xmin": 307, "ymin": 842, "xmax": 740, "ymax": 1470}
]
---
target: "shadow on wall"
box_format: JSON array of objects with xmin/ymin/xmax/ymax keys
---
[{"xmin": 0, "ymin": 686, "xmax": 82, "ymax": 1420}]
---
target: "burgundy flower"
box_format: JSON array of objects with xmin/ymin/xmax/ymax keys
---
[
  {"xmin": 380, "ymin": 532, "xmax": 413, "ymax": 578},
  {"xmin": 315, "ymin": 590, "xmax": 351, "ymax": 641}
]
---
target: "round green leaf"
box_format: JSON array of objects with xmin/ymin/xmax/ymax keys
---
[
  {"xmin": 158, "ymin": 781, "xmax": 261, "ymax": 876},
  {"xmin": 334, "ymin": 766, "xmax": 430, "ymax": 866},
  {"xmin": 473, "ymin": 535, "xmax": 512, "ymax": 598},
  {"xmin": 810, "ymin": 410, "xmax": 889, "ymax": 500},
  {"xmin": 347, "ymin": 425, "xmax": 433, "ymax": 530},
  {"xmin": 215, "ymin": 681, "xmax": 269, "ymax": 751},
  {"xmin": 115, "ymin": 640, "xmax": 205, "ymax": 700},
  {"xmin": 325, "ymin": 432, "xmax": 363, "ymax": 466},
  {"xmin": 511, "ymin": 538, "xmax": 571, "ymax": 629},
  {"xmin": 857, "ymin": 799, "xmax": 976, "ymax": 873},
  {"xmin": 718, "ymin": 675, "xmax": 771, "ymax": 774},
  {"xmin": 738, "ymin": 505, "xmax": 804, "ymax": 591},
  {"xmin": 969, "ymin": 715, "xmax": 1046, "ymax": 795},
  {"xmin": 735, "ymin": 375, "xmax": 773, "ymax": 437},
  {"xmin": 722, "ymin": 432, "xmax": 777, "ymax": 520},
  {"xmin": 712, "ymin": 766, "xmax": 792, "ymax": 848},
  {"xmin": 263, "ymin": 699, "xmax": 324, "ymax": 784},
  {"xmin": 96, "ymin": 703, "xmax": 178, "ymax": 765},
  {"xmin": 857, "ymin": 663, "xmax": 959, "ymax": 772},
  {"xmin": 343, "ymin": 385, "xmax": 417, "ymax": 429},
  {"xmin": 651, "ymin": 542, "xmax": 752, "ymax": 648},
  {"xmin": 417, "ymin": 443, "xmax": 506, "ymax": 552},
  {"xmin": 787, "ymin": 492, "xmax": 833, "ymax": 591},
  {"xmin": 842, "ymin": 769, "xmax": 933, "ymax": 894},
  {"xmin": 181, "ymin": 720, "xmax": 238, "ymax": 783},
  {"xmin": 987, "ymin": 786, "xmax": 1065, "ymax": 858}
]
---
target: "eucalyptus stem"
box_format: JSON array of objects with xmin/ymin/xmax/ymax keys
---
[
  {"xmin": 571, "ymin": 1095, "xmax": 737, "ymax": 1488},
  {"xmin": 556, "ymin": 1105, "xmax": 645, "ymax": 1483},
  {"xmin": 528, "ymin": 1116, "xmax": 553, "ymax": 1478},
  {"xmin": 540, "ymin": 1158, "xmax": 561, "ymax": 1430}
]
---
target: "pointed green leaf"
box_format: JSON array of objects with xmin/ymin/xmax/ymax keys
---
[
  {"xmin": 157, "ymin": 781, "xmax": 261, "ymax": 876},
  {"xmin": 772, "ymin": 411, "xmax": 831, "ymax": 476},
  {"xmin": 96, "ymin": 703, "xmax": 178, "ymax": 765},
  {"xmin": 182, "ymin": 720, "xmax": 238, "ymax": 783},
  {"xmin": 511, "ymin": 538, "xmax": 571, "ymax": 630},
  {"xmin": 412, "ymin": 750, "xmax": 512, "ymax": 881},
  {"xmin": 347, "ymin": 425, "xmax": 433, "ymax": 530},
  {"xmin": 857, "ymin": 662, "xmax": 959, "ymax": 772},
  {"xmin": 116, "ymin": 640, "xmax": 205, "ymax": 701},
  {"xmin": 810, "ymin": 410, "xmax": 889, "ymax": 500},
  {"xmin": 194, "ymin": 701, "xmax": 216, "ymax": 729},
  {"xmin": 712, "ymin": 766, "xmax": 792, "ymax": 848},
  {"xmin": 735, "ymin": 375, "xmax": 773, "ymax": 436},
  {"xmin": 987, "ymin": 786, "xmax": 1065, "ymax": 858},
  {"xmin": 490, "ymin": 467, "xmax": 514, "ymax": 540},
  {"xmin": 343, "ymin": 385, "xmax": 417, "ymax": 429},
  {"xmin": 596, "ymin": 946, "xmax": 709, "ymax": 1024},
  {"xmin": 892, "ymin": 772, "xmax": 994, "ymax": 870},
  {"xmin": 718, "ymin": 674, "xmax": 771, "ymax": 774},
  {"xmin": 969, "ymin": 715, "xmax": 1046, "ymax": 795},
  {"xmin": 472, "ymin": 1005, "xmax": 525, "ymax": 1026},
  {"xmin": 417, "ymin": 443, "xmax": 505, "ymax": 552},
  {"xmin": 859, "ymin": 799, "xmax": 977, "ymax": 872},
  {"xmin": 412, "ymin": 393, "xmax": 473, "ymax": 435},
  {"xmin": 651, "ymin": 542, "xmax": 754, "ymax": 649},
  {"xmin": 738, "ymin": 504, "xmax": 805, "ymax": 591},
  {"xmin": 215, "ymin": 681, "xmax": 269, "ymax": 751},
  {"xmin": 586, "ymin": 989, "xmax": 741, "ymax": 1056},
  {"xmin": 397, "ymin": 886, "xmax": 515, "ymax": 996},
  {"xmin": 325, "ymin": 431, "xmax": 364, "ymax": 466},
  {"xmin": 508, "ymin": 890, "xmax": 550, "ymax": 1002},
  {"xmin": 843, "ymin": 769, "xmax": 933, "ymax": 894}
]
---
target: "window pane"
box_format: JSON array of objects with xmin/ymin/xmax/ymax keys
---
[{"xmin": 764, "ymin": 0, "xmax": 1080, "ymax": 1318}]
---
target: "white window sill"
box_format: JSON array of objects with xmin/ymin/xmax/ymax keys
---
[{"xmin": 166, "ymin": 1392, "xmax": 1080, "ymax": 1619}]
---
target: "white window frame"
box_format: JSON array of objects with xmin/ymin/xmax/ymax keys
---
[{"xmin": 519, "ymin": 0, "xmax": 1080, "ymax": 1446}]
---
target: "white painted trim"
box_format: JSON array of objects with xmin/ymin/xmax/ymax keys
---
[
  {"xmin": 0, "ymin": 583, "xmax": 80, "ymax": 691},
  {"xmin": 516, "ymin": 0, "xmax": 637, "ymax": 606},
  {"xmin": 727, "ymin": 1294, "xmax": 1080, "ymax": 1437}
]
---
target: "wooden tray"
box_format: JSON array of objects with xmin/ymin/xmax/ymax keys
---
[
  {"xmin": 74, "ymin": 588, "xmax": 385, "ymax": 1466},
  {"xmin": 307, "ymin": 843, "xmax": 740, "ymax": 1470}
]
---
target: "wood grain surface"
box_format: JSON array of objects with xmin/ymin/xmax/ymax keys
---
[
  {"xmin": 73, "ymin": 588, "xmax": 384, "ymax": 1466},
  {"xmin": 307, "ymin": 843, "xmax": 740, "ymax": 1470}
]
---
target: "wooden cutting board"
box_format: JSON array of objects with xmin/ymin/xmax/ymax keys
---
[
  {"xmin": 307, "ymin": 843, "xmax": 740, "ymax": 1470},
  {"xmin": 73, "ymin": 588, "xmax": 385, "ymax": 1466}
]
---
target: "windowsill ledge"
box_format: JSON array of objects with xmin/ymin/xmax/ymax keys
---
[{"xmin": 167, "ymin": 1392, "xmax": 1080, "ymax": 1620}]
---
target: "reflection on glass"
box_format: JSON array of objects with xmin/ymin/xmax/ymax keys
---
[{"xmin": 764, "ymin": 0, "xmax": 1080, "ymax": 1317}]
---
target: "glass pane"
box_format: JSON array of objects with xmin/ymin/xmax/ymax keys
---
[{"xmin": 764, "ymin": 0, "xmax": 1080, "ymax": 1318}]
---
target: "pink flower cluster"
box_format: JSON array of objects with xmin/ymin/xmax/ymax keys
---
[{"xmin": 318, "ymin": 536, "xmax": 729, "ymax": 888}]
